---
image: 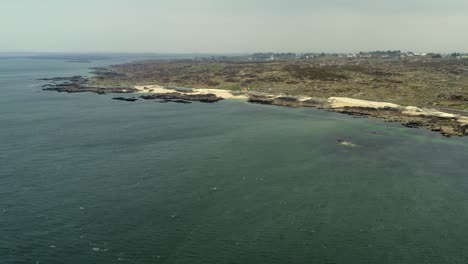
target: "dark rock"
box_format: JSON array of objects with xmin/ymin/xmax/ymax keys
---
[
  {"xmin": 248, "ymin": 95, "xmax": 274, "ymax": 105},
  {"xmin": 160, "ymin": 99, "xmax": 192, "ymax": 104},
  {"xmin": 43, "ymin": 86, "xmax": 137, "ymax": 94},
  {"xmin": 302, "ymin": 98, "xmax": 326, "ymax": 107},
  {"xmin": 112, "ymin": 97, "xmax": 138, "ymax": 102},
  {"xmin": 271, "ymin": 96, "xmax": 302, "ymax": 107},
  {"xmin": 141, "ymin": 92, "xmax": 223, "ymax": 103},
  {"xmin": 38, "ymin": 76, "xmax": 84, "ymax": 82},
  {"xmin": 276, "ymin": 96, "xmax": 301, "ymax": 102},
  {"xmin": 402, "ymin": 121, "xmax": 423, "ymax": 128},
  {"xmin": 41, "ymin": 75, "xmax": 138, "ymax": 94}
]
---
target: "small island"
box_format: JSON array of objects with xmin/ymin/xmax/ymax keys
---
[{"xmin": 40, "ymin": 52, "xmax": 468, "ymax": 137}]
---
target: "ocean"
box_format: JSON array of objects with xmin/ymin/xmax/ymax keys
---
[{"xmin": 1, "ymin": 56, "xmax": 468, "ymax": 264}]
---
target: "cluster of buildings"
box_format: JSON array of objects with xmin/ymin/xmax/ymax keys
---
[
  {"xmin": 247, "ymin": 51, "xmax": 468, "ymax": 61},
  {"xmin": 347, "ymin": 51, "xmax": 467, "ymax": 59}
]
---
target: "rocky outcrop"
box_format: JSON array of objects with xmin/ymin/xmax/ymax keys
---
[
  {"xmin": 247, "ymin": 94, "xmax": 275, "ymax": 105},
  {"xmin": 38, "ymin": 76, "xmax": 86, "ymax": 83},
  {"xmin": 112, "ymin": 97, "xmax": 138, "ymax": 102},
  {"xmin": 160, "ymin": 99, "xmax": 192, "ymax": 104},
  {"xmin": 247, "ymin": 94, "xmax": 468, "ymax": 137},
  {"xmin": 41, "ymin": 76, "xmax": 138, "ymax": 94},
  {"xmin": 327, "ymin": 101, "xmax": 468, "ymax": 137},
  {"xmin": 140, "ymin": 92, "xmax": 224, "ymax": 103},
  {"xmin": 43, "ymin": 85, "xmax": 138, "ymax": 94}
]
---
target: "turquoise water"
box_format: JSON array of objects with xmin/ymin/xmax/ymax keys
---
[{"xmin": 1, "ymin": 58, "xmax": 468, "ymax": 264}]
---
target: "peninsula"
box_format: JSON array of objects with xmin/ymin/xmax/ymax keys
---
[{"xmin": 41, "ymin": 52, "xmax": 468, "ymax": 137}]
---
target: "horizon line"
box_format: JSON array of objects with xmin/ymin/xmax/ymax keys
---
[{"xmin": 1, "ymin": 50, "xmax": 467, "ymax": 55}]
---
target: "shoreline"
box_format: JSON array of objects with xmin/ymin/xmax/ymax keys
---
[
  {"xmin": 39, "ymin": 77, "xmax": 468, "ymax": 137},
  {"xmin": 247, "ymin": 93, "xmax": 468, "ymax": 137},
  {"xmin": 133, "ymin": 84, "xmax": 468, "ymax": 137}
]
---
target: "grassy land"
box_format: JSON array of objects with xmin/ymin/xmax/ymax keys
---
[{"xmin": 89, "ymin": 56, "xmax": 468, "ymax": 109}]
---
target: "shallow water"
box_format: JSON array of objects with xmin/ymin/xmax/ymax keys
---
[{"xmin": 1, "ymin": 58, "xmax": 468, "ymax": 264}]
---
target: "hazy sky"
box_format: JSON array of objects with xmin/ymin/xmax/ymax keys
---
[{"xmin": 1, "ymin": 0, "xmax": 467, "ymax": 53}]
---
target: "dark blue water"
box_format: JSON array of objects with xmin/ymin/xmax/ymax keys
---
[{"xmin": 1, "ymin": 57, "xmax": 468, "ymax": 264}]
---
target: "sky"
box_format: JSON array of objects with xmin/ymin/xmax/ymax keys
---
[{"xmin": 1, "ymin": 0, "xmax": 467, "ymax": 53}]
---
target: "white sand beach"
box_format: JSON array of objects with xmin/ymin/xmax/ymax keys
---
[
  {"xmin": 134, "ymin": 85, "xmax": 248, "ymax": 99},
  {"xmin": 328, "ymin": 97, "xmax": 401, "ymax": 109}
]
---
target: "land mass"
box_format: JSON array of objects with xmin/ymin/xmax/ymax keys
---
[{"xmin": 40, "ymin": 52, "xmax": 468, "ymax": 137}]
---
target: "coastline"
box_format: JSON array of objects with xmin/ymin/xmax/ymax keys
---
[
  {"xmin": 39, "ymin": 77, "xmax": 468, "ymax": 137},
  {"xmin": 132, "ymin": 84, "xmax": 468, "ymax": 137}
]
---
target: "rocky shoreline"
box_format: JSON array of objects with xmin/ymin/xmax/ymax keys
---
[
  {"xmin": 247, "ymin": 94, "xmax": 468, "ymax": 137},
  {"xmin": 40, "ymin": 76, "xmax": 138, "ymax": 94},
  {"xmin": 112, "ymin": 97, "xmax": 138, "ymax": 102},
  {"xmin": 40, "ymin": 76, "xmax": 468, "ymax": 137},
  {"xmin": 140, "ymin": 92, "xmax": 224, "ymax": 103},
  {"xmin": 40, "ymin": 77, "xmax": 223, "ymax": 103}
]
